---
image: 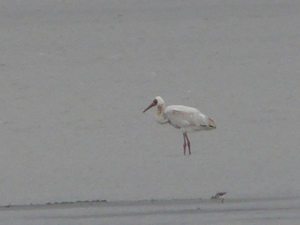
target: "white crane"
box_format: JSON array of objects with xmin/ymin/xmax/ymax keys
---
[{"xmin": 143, "ymin": 96, "xmax": 216, "ymax": 155}]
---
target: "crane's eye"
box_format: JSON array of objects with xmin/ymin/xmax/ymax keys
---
[{"xmin": 153, "ymin": 99, "xmax": 158, "ymax": 105}]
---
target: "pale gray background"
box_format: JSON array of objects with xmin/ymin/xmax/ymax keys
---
[{"xmin": 0, "ymin": 0, "xmax": 299, "ymax": 224}]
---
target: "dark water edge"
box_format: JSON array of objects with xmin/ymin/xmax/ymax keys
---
[{"xmin": 1, "ymin": 195, "xmax": 300, "ymax": 212}]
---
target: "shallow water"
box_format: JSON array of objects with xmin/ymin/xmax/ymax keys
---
[{"xmin": 0, "ymin": 0, "xmax": 299, "ymax": 220}]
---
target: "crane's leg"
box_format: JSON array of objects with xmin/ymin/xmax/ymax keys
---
[
  {"xmin": 183, "ymin": 133, "xmax": 191, "ymax": 155},
  {"xmin": 183, "ymin": 134, "xmax": 187, "ymax": 155},
  {"xmin": 185, "ymin": 134, "xmax": 191, "ymax": 155}
]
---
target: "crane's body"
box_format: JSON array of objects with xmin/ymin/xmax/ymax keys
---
[{"xmin": 143, "ymin": 96, "xmax": 216, "ymax": 155}]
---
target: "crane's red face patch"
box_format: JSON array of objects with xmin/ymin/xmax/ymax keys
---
[{"xmin": 143, "ymin": 99, "xmax": 158, "ymax": 113}]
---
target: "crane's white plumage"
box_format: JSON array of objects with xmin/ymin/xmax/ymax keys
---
[{"xmin": 143, "ymin": 96, "xmax": 216, "ymax": 155}]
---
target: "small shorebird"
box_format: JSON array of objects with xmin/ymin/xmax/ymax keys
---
[{"xmin": 143, "ymin": 96, "xmax": 216, "ymax": 155}]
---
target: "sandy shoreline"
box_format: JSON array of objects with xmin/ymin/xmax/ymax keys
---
[
  {"xmin": 1, "ymin": 196, "xmax": 300, "ymax": 224},
  {"xmin": 0, "ymin": 195, "xmax": 298, "ymax": 211}
]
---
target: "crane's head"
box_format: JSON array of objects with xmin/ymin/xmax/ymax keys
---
[{"xmin": 143, "ymin": 96, "xmax": 164, "ymax": 113}]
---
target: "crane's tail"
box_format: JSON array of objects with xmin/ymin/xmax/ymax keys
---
[{"xmin": 208, "ymin": 118, "xmax": 216, "ymax": 129}]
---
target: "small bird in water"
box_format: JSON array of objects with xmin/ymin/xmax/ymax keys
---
[
  {"xmin": 143, "ymin": 96, "xmax": 216, "ymax": 155},
  {"xmin": 211, "ymin": 192, "xmax": 227, "ymax": 199}
]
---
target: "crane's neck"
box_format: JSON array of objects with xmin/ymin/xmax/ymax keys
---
[{"xmin": 155, "ymin": 105, "xmax": 169, "ymax": 124}]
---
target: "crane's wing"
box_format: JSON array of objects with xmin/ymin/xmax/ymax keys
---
[{"xmin": 164, "ymin": 105, "xmax": 208, "ymax": 128}]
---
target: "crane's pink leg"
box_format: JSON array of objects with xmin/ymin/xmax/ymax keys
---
[
  {"xmin": 183, "ymin": 134, "xmax": 187, "ymax": 155},
  {"xmin": 184, "ymin": 133, "xmax": 191, "ymax": 155},
  {"xmin": 187, "ymin": 134, "xmax": 191, "ymax": 155}
]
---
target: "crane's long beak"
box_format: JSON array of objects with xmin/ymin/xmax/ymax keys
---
[{"xmin": 143, "ymin": 102, "xmax": 155, "ymax": 113}]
